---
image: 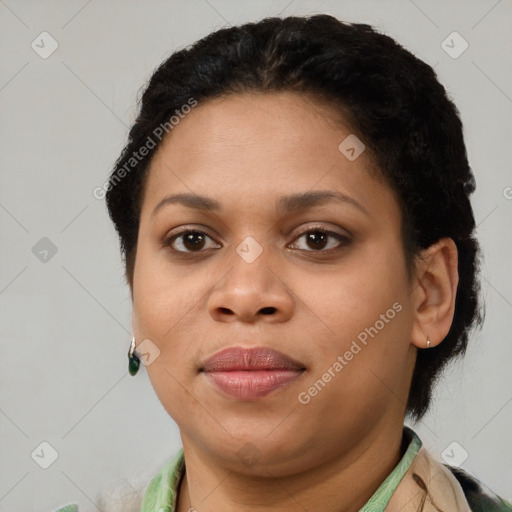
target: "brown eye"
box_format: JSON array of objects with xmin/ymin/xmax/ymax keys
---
[
  {"xmin": 289, "ymin": 228, "xmax": 351, "ymax": 253},
  {"xmin": 164, "ymin": 230, "xmax": 220, "ymax": 253},
  {"xmin": 305, "ymin": 231, "xmax": 329, "ymax": 250}
]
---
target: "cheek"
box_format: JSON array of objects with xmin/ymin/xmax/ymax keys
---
[
  {"xmin": 132, "ymin": 246, "xmax": 204, "ymax": 381},
  {"xmin": 133, "ymin": 238, "xmax": 191, "ymax": 328},
  {"xmin": 308, "ymin": 249, "xmax": 408, "ymax": 346},
  {"xmin": 303, "ymin": 247, "xmax": 414, "ymax": 406},
  {"xmin": 295, "ymin": 304, "xmax": 413, "ymax": 433},
  {"xmin": 132, "ymin": 252, "xmax": 201, "ymax": 419}
]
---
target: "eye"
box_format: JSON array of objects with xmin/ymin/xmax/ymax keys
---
[
  {"xmin": 288, "ymin": 227, "xmax": 351, "ymax": 253},
  {"xmin": 163, "ymin": 229, "xmax": 221, "ymax": 253},
  {"xmin": 163, "ymin": 226, "xmax": 351, "ymax": 256}
]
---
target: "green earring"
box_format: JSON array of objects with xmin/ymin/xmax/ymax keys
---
[{"xmin": 128, "ymin": 337, "xmax": 140, "ymax": 376}]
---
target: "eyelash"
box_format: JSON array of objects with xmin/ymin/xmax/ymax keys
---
[{"xmin": 162, "ymin": 226, "xmax": 352, "ymax": 256}]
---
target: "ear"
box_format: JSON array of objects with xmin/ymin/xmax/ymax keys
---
[{"xmin": 410, "ymin": 237, "xmax": 459, "ymax": 349}]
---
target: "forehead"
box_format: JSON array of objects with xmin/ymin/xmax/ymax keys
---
[{"xmin": 140, "ymin": 91, "xmax": 399, "ymax": 224}]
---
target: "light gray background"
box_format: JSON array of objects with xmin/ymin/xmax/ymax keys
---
[{"xmin": 0, "ymin": 0, "xmax": 511, "ymax": 510}]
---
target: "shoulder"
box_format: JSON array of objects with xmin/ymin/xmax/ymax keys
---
[
  {"xmin": 393, "ymin": 430, "xmax": 511, "ymax": 512},
  {"xmin": 95, "ymin": 473, "xmax": 149, "ymax": 512},
  {"xmin": 53, "ymin": 465, "xmax": 154, "ymax": 512},
  {"xmin": 445, "ymin": 464, "xmax": 512, "ymax": 512}
]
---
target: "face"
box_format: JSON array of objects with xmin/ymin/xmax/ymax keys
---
[{"xmin": 132, "ymin": 91, "xmax": 418, "ymax": 475}]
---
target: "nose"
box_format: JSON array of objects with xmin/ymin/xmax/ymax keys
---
[{"xmin": 207, "ymin": 246, "xmax": 294, "ymax": 324}]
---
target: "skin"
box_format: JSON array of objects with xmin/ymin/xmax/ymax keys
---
[{"xmin": 131, "ymin": 91, "xmax": 459, "ymax": 512}]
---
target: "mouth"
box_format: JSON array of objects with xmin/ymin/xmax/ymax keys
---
[
  {"xmin": 200, "ymin": 345, "xmax": 306, "ymax": 372},
  {"xmin": 200, "ymin": 345, "xmax": 307, "ymax": 400}
]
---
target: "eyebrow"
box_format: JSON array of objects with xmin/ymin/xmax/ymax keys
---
[{"xmin": 151, "ymin": 190, "xmax": 369, "ymax": 218}]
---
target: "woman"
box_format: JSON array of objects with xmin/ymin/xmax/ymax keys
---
[{"xmin": 57, "ymin": 14, "xmax": 511, "ymax": 512}]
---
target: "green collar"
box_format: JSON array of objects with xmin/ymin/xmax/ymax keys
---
[{"xmin": 140, "ymin": 427, "xmax": 422, "ymax": 512}]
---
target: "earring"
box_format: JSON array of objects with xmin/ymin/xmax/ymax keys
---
[
  {"xmin": 128, "ymin": 337, "xmax": 140, "ymax": 376},
  {"xmin": 426, "ymin": 336, "xmax": 431, "ymax": 349}
]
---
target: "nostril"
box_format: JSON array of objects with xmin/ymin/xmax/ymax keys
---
[{"xmin": 260, "ymin": 307, "xmax": 277, "ymax": 315}]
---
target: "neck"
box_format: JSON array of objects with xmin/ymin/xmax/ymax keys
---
[{"xmin": 176, "ymin": 418, "xmax": 407, "ymax": 512}]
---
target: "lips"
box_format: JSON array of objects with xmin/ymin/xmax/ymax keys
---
[
  {"xmin": 200, "ymin": 346, "xmax": 307, "ymax": 400},
  {"xmin": 200, "ymin": 346, "xmax": 306, "ymax": 372}
]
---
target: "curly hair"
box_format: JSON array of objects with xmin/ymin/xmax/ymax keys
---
[{"xmin": 105, "ymin": 14, "xmax": 485, "ymax": 421}]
